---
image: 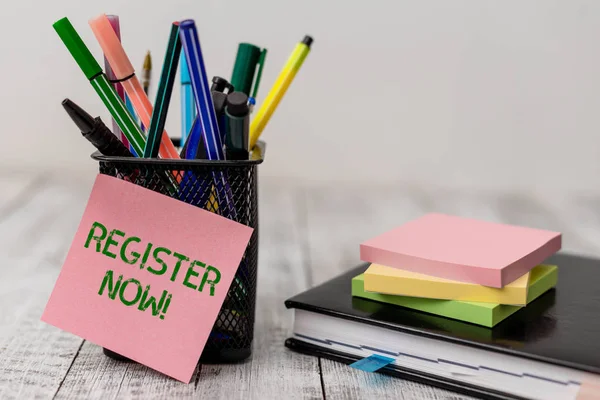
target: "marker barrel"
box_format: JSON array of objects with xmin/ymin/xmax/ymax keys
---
[
  {"xmin": 91, "ymin": 75, "xmax": 146, "ymax": 155},
  {"xmin": 249, "ymin": 36, "xmax": 312, "ymax": 148},
  {"xmin": 85, "ymin": 118, "xmax": 133, "ymax": 157},
  {"xmin": 225, "ymin": 92, "xmax": 250, "ymax": 160}
]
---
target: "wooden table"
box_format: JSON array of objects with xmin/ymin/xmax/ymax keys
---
[{"xmin": 1, "ymin": 172, "xmax": 597, "ymax": 399}]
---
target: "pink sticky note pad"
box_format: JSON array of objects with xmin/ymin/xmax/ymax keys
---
[
  {"xmin": 42, "ymin": 174, "xmax": 253, "ymax": 382},
  {"xmin": 360, "ymin": 213, "xmax": 561, "ymax": 288}
]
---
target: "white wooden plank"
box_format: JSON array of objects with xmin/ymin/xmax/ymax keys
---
[
  {"xmin": 53, "ymin": 342, "xmax": 199, "ymax": 400},
  {"xmin": 54, "ymin": 181, "xmax": 323, "ymax": 399},
  {"xmin": 0, "ymin": 280, "xmax": 83, "ymax": 400},
  {"xmin": 0, "ymin": 177, "xmax": 87, "ymax": 400}
]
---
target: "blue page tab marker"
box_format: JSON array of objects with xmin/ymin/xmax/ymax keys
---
[{"xmin": 349, "ymin": 354, "xmax": 395, "ymax": 372}]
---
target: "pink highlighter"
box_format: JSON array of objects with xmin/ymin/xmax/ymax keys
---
[{"xmin": 89, "ymin": 14, "xmax": 180, "ymax": 159}]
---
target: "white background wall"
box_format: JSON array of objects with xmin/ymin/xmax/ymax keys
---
[{"xmin": 1, "ymin": 0, "xmax": 600, "ymax": 196}]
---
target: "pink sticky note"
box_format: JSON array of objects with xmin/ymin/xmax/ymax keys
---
[
  {"xmin": 42, "ymin": 174, "xmax": 253, "ymax": 382},
  {"xmin": 360, "ymin": 213, "xmax": 561, "ymax": 288}
]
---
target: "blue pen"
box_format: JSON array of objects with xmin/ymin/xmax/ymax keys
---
[
  {"xmin": 179, "ymin": 20, "xmax": 236, "ymax": 218},
  {"xmin": 125, "ymin": 95, "xmax": 139, "ymax": 157},
  {"xmin": 180, "ymin": 52, "xmax": 196, "ymax": 144},
  {"xmin": 184, "ymin": 117, "xmax": 202, "ymax": 160},
  {"xmin": 179, "ymin": 20, "xmax": 223, "ymax": 160},
  {"xmin": 179, "ymin": 118, "xmax": 217, "ymax": 211}
]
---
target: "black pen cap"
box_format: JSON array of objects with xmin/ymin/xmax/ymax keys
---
[
  {"xmin": 62, "ymin": 98, "xmax": 133, "ymax": 158},
  {"xmin": 302, "ymin": 35, "xmax": 313, "ymax": 48},
  {"xmin": 225, "ymin": 92, "xmax": 249, "ymax": 117},
  {"xmin": 212, "ymin": 91, "xmax": 227, "ymax": 115},
  {"xmin": 211, "ymin": 76, "xmax": 234, "ymax": 93},
  {"xmin": 62, "ymin": 98, "xmax": 95, "ymax": 134}
]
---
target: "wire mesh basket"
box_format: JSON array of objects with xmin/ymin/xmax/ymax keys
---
[{"xmin": 93, "ymin": 142, "xmax": 265, "ymax": 363}]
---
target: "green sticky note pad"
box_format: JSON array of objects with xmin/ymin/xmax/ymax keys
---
[{"xmin": 351, "ymin": 265, "xmax": 558, "ymax": 327}]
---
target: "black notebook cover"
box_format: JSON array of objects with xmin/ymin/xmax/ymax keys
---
[{"xmin": 284, "ymin": 253, "xmax": 600, "ymax": 398}]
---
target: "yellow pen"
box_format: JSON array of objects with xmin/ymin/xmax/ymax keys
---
[{"xmin": 249, "ymin": 35, "xmax": 313, "ymax": 148}]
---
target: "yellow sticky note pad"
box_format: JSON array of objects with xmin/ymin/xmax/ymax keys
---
[{"xmin": 364, "ymin": 264, "xmax": 553, "ymax": 305}]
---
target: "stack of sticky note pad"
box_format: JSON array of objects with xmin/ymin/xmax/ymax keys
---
[{"xmin": 353, "ymin": 213, "xmax": 562, "ymax": 327}]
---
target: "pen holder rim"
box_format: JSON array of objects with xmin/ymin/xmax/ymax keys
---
[{"xmin": 90, "ymin": 141, "xmax": 266, "ymax": 166}]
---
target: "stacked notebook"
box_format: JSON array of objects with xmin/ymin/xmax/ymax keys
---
[
  {"xmin": 357, "ymin": 213, "xmax": 562, "ymax": 327},
  {"xmin": 285, "ymin": 215, "xmax": 600, "ymax": 399}
]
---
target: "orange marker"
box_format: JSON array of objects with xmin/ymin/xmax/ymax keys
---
[{"xmin": 89, "ymin": 14, "xmax": 179, "ymax": 159}]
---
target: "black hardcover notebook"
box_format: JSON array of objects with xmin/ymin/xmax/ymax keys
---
[{"xmin": 284, "ymin": 253, "xmax": 600, "ymax": 400}]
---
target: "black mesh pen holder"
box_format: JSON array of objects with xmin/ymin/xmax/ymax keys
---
[{"xmin": 92, "ymin": 142, "xmax": 264, "ymax": 364}]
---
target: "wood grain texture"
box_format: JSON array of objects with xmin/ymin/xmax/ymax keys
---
[
  {"xmin": 0, "ymin": 177, "xmax": 89, "ymax": 400},
  {"xmin": 54, "ymin": 342, "xmax": 199, "ymax": 400},
  {"xmin": 2, "ymin": 175, "xmax": 600, "ymax": 399}
]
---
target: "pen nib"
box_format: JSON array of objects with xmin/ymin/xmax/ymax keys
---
[
  {"xmin": 301, "ymin": 35, "xmax": 313, "ymax": 48},
  {"xmin": 143, "ymin": 51, "xmax": 152, "ymax": 70},
  {"xmin": 62, "ymin": 98, "xmax": 95, "ymax": 134}
]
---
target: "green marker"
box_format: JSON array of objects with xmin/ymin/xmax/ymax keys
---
[
  {"xmin": 53, "ymin": 17, "xmax": 146, "ymax": 155},
  {"xmin": 144, "ymin": 22, "xmax": 181, "ymax": 158},
  {"xmin": 230, "ymin": 43, "xmax": 267, "ymax": 98}
]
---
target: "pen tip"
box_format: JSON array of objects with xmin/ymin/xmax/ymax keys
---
[
  {"xmin": 143, "ymin": 51, "xmax": 152, "ymax": 70},
  {"xmin": 211, "ymin": 76, "xmax": 234, "ymax": 93},
  {"xmin": 62, "ymin": 98, "xmax": 95, "ymax": 134},
  {"xmin": 62, "ymin": 98, "xmax": 78, "ymax": 114},
  {"xmin": 302, "ymin": 35, "xmax": 313, "ymax": 48}
]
